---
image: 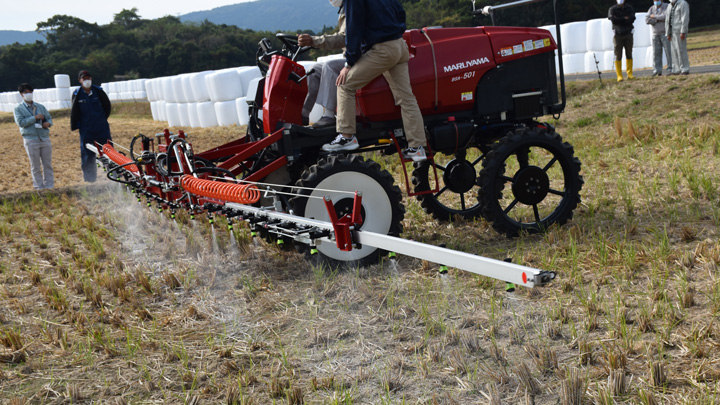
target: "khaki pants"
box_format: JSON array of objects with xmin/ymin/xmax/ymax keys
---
[{"xmin": 336, "ymin": 38, "xmax": 426, "ymax": 148}]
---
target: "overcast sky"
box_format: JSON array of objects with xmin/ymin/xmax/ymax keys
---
[{"xmin": 2, "ymin": 0, "xmax": 256, "ymax": 32}]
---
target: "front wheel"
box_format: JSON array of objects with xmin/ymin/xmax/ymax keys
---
[
  {"xmin": 291, "ymin": 155, "xmax": 405, "ymax": 267},
  {"xmin": 478, "ymin": 126, "xmax": 583, "ymax": 236}
]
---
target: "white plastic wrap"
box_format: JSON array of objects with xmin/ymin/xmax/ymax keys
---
[
  {"xmin": 57, "ymin": 87, "xmax": 72, "ymax": 101},
  {"xmin": 206, "ymin": 69, "xmax": 244, "ymax": 102},
  {"xmin": 181, "ymin": 74, "xmax": 195, "ymax": 103},
  {"xmin": 633, "ymin": 45, "xmax": 652, "ymax": 69},
  {"xmin": 633, "ymin": 13, "xmax": 652, "ymax": 48},
  {"xmin": 600, "ymin": 19, "xmax": 614, "ymax": 51},
  {"xmin": 560, "ymin": 22, "xmax": 587, "ymax": 54},
  {"xmin": 54, "ymin": 74, "xmax": 71, "ymax": 88},
  {"xmin": 172, "ymin": 76, "xmax": 188, "ymax": 103},
  {"xmin": 235, "ymin": 66, "xmax": 262, "ymax": 98},
  {"xmin": 235, "ymin": 97, "xmax": 250, "ymax": 126},
  {"xmin": 585, "ymin": 19, "xmax": 605, "ymax": 52},
  {"xmin": 156, "ymin": 100, "xmax": 167, "ymax": 121},
  {"xmin": 150, "ymin": 101, "xmax": 159, "ymax": 121},
  {"xmin": 162, "ymin": 77, "xmax": 177, "ymax": 103},
  {"xmin": 188, "ymin": 103, "xmax": 201, "ymax": 128},
  {"xmin": 604, "ymin": 50, "xmax": 616, "ymax": 72},
  {"xmin": 214, "ymin": 100, "xmax": 240, "ymax": 126},
  {"xmin": 177, "ymin": 103, "xmax": 190, "ymax": 127},
  {"xmin": 562, "ymin": 53, "xmax": 585, "ymax": 74},
  {"xmin": 190, "ymin": 71, "xmax": 214, "ymax": 102},
  {"xmin": 197, "ymin": 101, "xmax": 219, "ymax": 128},
  {"xmin": 165, "ymin": 103, "xmax": 181, "ymax": 127},
  {"xmin": 584, "ymin": 52, "xmax": 605, "ymax": 74}
]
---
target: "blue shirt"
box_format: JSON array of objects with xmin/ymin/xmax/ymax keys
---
[
  {"xmin": 13, "ymin": 101, "xmax": 53, "ymax": 141},
  {"xmin": 344, "ymin": 0, "xmax": 407, "ymax": 67}
]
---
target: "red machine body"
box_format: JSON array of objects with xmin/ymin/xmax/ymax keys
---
[
  {"xmin": 261, "ymin": 26, "xmax": 557, "ymax": 131},
  {"xmin": 263, "ymin": 55, "xmax": 309, "ymax": 133}
]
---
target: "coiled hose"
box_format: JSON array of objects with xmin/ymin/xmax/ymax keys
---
[{"xmin": 180, "ymin": 175, "xmax": 261, "ymax": 204}]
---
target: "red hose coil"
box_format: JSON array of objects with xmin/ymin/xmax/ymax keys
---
[
  {"xmin": 180, "ymin": 175, "xmax": 261, "ymax": 204},
  {"xmin": 102, "ymin": 144, "xmax": 140, "ymax": 176}
]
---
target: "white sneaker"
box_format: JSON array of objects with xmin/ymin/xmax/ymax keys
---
[
  {"xmin": 322, "ymin": 134, "xmax": 359, "ymax": 152},
  {"xmin": 402, "ymin": 146, "xmax": 427, "ymax": 162}
]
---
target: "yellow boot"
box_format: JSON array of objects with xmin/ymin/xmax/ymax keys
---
[
  {"xmin": 615, "ymin": 60, "xmax": 624, "ymax": 82},
  {"xmin": 626, "ymin": 59, "xmax": 634, "ymax": 80}
]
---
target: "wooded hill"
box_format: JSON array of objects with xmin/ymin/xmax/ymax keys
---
[{"xmin": 0, "ymin": 0, "xmax": 715, "ymax": 92}]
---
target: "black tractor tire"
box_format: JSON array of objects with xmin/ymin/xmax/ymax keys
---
[
  {"xmin": 292, "ymin": 155, "xmax": 405, "ymax": 268},
  {"xmin": 478, "ymin": 126, "xmax": 583, "ymax": 237},
  {"xmin": 411, "ymin": 147, "xmax": 486, "ymax": 221}
]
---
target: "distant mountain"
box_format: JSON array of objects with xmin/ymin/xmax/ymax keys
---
[
  {"xmin": 0, "ymin": 31, "xmax": 44, "ymax": 46},
  {"xmin": 180, "ymin": 0, "xmax": 340, "ymax": 33}
]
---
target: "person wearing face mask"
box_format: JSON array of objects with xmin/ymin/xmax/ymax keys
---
[
  {"xmin": 665, "ymin": 0, "xmax": 690, "ymax": 75},
  {"xmin": 13, "ymin": 83, "xmax": 55, "ymax": 190},
  {"xmin": 646, "ymin": 0, "xmax": 673, "ymax": 76},
  {"xmin": 608, "ymin": 0, "xmax": 636, "ymax": 82},
  {"xmin": 297, "ymin": 0, "xmax": 346, "ymax": 128},
  {"xmin": 70, "ymin": 70, "xmax": 112, "ymax": 183}
]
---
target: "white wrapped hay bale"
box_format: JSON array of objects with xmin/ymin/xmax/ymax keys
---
[
  {"xmin": 584, "ymin": 52, "xmax": 605, "ymax": 74},
  {"xmin": 188, "ymin": 103, "xmax": 201, "ymax": 128},
  {"xmin": 214, "ymin": 100, "xmax": 240, "ymax": 126},
  {"xmin": 190, "ymin": 71, "xmax": 214, "ymax": 102},
  {"xmin": 162, "ymin": 77, "xmax": 177, "ymax": 103},
  {"xmin": 562, "ymin": 53, "xmax": 586, "ymax": 74},
  {"xmin": 54, "ymin": 74, "xmax": 71, "ymax": 88},
  {"xmin": 56, "ymin": 88, "xmax": 72, "ymax": 101},
  {"xmin": 145, "ymin": 79, "xmax": 157, "ymax": 102},
  {"xmin": 235, "ymin": 97, "xmax": 250, "ymax": 126},
  {"xmin": 633, "ymin": 13, "xmax": 651, "ymax": 48},
  {"xmin": 603, "ymin": 51, "xmax": 615, "ymax": 70},
  {"xmin": 156, "ymin": 100, "xmax": 167, "ymax": 121},
  {"xmin": 235, "ymin": 67, "xmax": 262, "ymax": 98},
  {"xmin": 560, "ymin": 21, "xmax": 587, "ymax": 54},
  {"xmin": 172, "ymin": 76, "xmax": 188, "ymax": 103},
  {"xmin": 177, "ymin": 103, "xmax": 190, "ymax": 127},
  {"xmin": 150, "ymin": 101, "xmax": 159, "ymax": 121},
  {"xmin": 206, "ymin": 69, "xmax": 244, "ymax": 102},
  {"xmin": 181, "ymin": 74, "xmax": 196, "ymax": 103},
  {"xmin": 538, "ymin": 25, "xmax": 558, "ymax": 45},
  {"xmin": 585, "ymin": 19, "xmax": 605, "ymax": 52},
  {"xmin": 633, "ymin": 45, "xmax": 652, "ymax": 69},
  {"xmin": 245, "ymin": 77, "xmax": 263, "ymax": 103},
  {"xmin": 197, "ymin": 101, "xmax": 218, "ymax": 128},
  {"xmin": 600, "ymin": 19, "xmax": 614, "ymax": 51},
  {"xmin": 165, "ymin": 102, "xmax": 181, "ymax": 127}
]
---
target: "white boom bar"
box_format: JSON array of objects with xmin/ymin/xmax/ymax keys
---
[{"xmin": 225, "ymin": 202, "xmax": 555, "ymax": 288}]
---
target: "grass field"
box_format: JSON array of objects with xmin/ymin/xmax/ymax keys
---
[{"xmin": 1, "ymin": 32, "xmax": 720, "ymax": 404}]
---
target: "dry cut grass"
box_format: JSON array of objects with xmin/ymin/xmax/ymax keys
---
[{"xmin": 1, "ymin": 60, "xmax": 720, "ymax": 404}]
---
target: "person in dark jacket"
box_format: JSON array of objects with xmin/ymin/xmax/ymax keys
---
[
  {"xmin": 608, "ymin": 0, "xmax": 636, "ymax": 82},
  {"xmin": 71, "ymin": 70, "xmax": 112, "ymax": 182},
  {"xmin": 323, "ymin": 0, "xmax": 427, "ymax": 161}
]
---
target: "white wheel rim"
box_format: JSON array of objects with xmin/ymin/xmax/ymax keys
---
[{"xmin": 304, "ymin": 171, "xmax": 392, "ymax": 261}]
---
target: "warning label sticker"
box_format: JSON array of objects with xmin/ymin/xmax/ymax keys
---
[
  {"xmin": 544, "ymin": 38, "xmax": 551, "ymax": 47},
  {"xmin": 461, "ymin": 92, "xmax": 473, "ymax": 102},
  {"xmin": 500, "ymin": 47, "xmax": 513, "ymax": 57},
  {"xmin": 523, "ymin": 40, "xmax": 534, "ymax": 52},
  {"xmin": 513, "ymin": 44, "xmax": 524, "ymax": 54},
  {"xmin": 534, "ymin": 39, "xmax": 545, "ymax": 49}
]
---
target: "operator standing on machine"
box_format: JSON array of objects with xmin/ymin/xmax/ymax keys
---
[{"xmin": 323, "ymin": 0, "xmax": 427, "ymax": 162}]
